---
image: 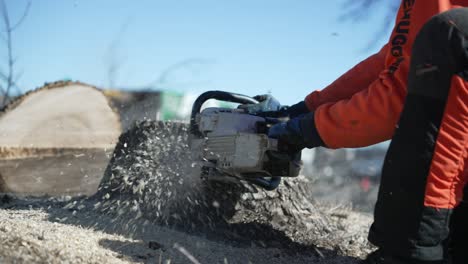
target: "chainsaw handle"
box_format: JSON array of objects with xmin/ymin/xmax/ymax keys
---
[
  {"xmin": 190, "ymin": 91, "xmax": 259, "ymax": 138},
  {"xmin": 247, "ymin": 177, "xmax": 282, "ymax": 191}
]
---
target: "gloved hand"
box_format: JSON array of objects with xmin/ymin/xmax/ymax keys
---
[
  {"xmin": 250, "ymin": 98, "xmax": 309, "ymax": 118},
  {"xmin": 239, "ymin": 94, "xmax": 281, "ymax": 115},
  {"xmin": 279, "ymin": 101, "xmax": 310, "ymax": 119},
  {"xmin": 268, "ymin": 112, "xmax": 324, "ymax": 152}
]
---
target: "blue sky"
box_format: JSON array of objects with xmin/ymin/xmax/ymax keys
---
[{"xmin": 10, "ymin": 0, "xmax": 392, "ymax": 105}]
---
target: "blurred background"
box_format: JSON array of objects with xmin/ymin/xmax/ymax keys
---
[
  {"xmin": 3, "ymin": 0, "xmax": 401, "ymax": 212},
  {"xmin": 7, "ymin": 0, "xmax": 400, "ymax": 104}
]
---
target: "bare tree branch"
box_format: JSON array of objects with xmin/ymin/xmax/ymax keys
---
[
  {"xmin": 151, "ymin": 58, "xmax": 213, "ymax": 87},
  {"xmin": 10, "ymin": 0, "xmax": 31, "ymax": 32},
  {"xmin": 0, "ymin": 70, "xmax": 23, "ymax": 94},
  {"xmin": 105, "ymin": 18, "xmax": 132, "ymax": 88},
  {"xmin": 0, "ymin": 0, "xmax": 31, "ymax": 105},
  {"xmin": 0, "ymin": 83, "xmax": 5, "ymax": 96},
  {"xmin": 0, "ymin": 72, "xmax": 7, "ymax": 84},
  {"xmin": 11, "ymin": 84, "xmax": 21, "ymax": 95},
  {"xmin": 0, "ymin": 0, "xmax": 10, "ymax": 32},
  {"xmin": 0, "ymin": 32, "xmax": 6, "ymax": 43},
  {"xmin": 14, "ymin": 70, "xmax": 23, "ymax": 85},
  {"xmin": 339, "ymin": 0, "xmax": 380, "ymax": 22},
  {"xmin": 340, "ymin": 0, "xmax": 400, "ymax": 49},
  {"xmin": 1, "ymin": 0, "xmax": 13, "ymax": 105}
]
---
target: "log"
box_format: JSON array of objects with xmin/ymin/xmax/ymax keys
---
[{"xmin": 0, "ymin": 81, "xmax": 121, "ymax": 196}]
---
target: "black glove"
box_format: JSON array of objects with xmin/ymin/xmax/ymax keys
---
[
  {"xmin": 268, "ymin": 112, "xmax": 325, "ymax": 152},
  {"xmin": 280, "ymin": 101, "xmax": 310, "ymax": 119}
]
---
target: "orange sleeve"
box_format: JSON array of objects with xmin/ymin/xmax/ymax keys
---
[
  {"xmin": 314, "ymin": 74, "xmax": 406, "ymax": 149},
  {"xmin": 308, "ymin": 0, "xmax": 468, "ymax": 149},
  {"xmin": 305, "ymin": 44, "xmax": 388, "ymax": 111}
]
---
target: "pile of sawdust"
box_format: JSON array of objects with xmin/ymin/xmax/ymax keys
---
[{"xmin": 94, "ymin": 120, "xmax": 375, "ymax": 258}]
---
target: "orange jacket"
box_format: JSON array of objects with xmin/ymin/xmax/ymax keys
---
[{"xmin": 306, "ymin": 0, "xmax": 468, "ymax": 148}]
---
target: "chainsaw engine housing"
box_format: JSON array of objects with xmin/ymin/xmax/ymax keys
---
[{"xmin": 189, "ymin": 91, "xmax": 301, "ymax": 190}]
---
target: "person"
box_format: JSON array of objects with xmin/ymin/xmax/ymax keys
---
[{"xmin": 268, "ymin": 1, "xmax": 468, "ymax": 263}]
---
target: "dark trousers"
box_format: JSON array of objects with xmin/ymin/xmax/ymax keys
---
[
  {"xmin": 368, "ymin": 8, "xmax": 468, "ymax": 263},
  {"xmin": 449, "ymin": 186, "xmax": 468, "ymax": 263}
]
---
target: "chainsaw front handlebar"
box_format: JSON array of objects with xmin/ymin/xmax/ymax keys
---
[{"xmin": 190, "ymin": 91, "xmax": 259, "ymax": 138}]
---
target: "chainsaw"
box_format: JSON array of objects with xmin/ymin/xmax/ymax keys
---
[{"xmin": 189, "ymin": 91, "xmax": 301, "ymax": 190}]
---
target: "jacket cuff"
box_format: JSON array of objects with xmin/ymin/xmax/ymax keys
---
[{"xmin": 298, "ymin": 112, "xmax": 325, "ymax": 148}]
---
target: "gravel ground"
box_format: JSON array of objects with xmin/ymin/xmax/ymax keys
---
[{"xmin": 0, "ymin": 196, "xmax": 373, "ymax": 264}]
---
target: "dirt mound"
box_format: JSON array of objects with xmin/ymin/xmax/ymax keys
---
[
  {"xmin": 0, "ymin": 81, "xmax": 121, "ymax": 196},
  {"xmin": 95, "ymin": 120, "xmax": 374, "ymax": 257}
]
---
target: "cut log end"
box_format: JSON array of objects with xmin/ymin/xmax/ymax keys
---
[{"xmin": 0, "ymin": 81, "xmax": 121, "ymax": 196}]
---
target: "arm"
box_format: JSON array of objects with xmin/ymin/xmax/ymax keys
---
[
  {"xmin": 305, "ymin": 44, "xmax": 389, "ymax": 111},
  {"xmin": 314, "ymin": 74, "xmax": 406, "ymax": 148}
]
